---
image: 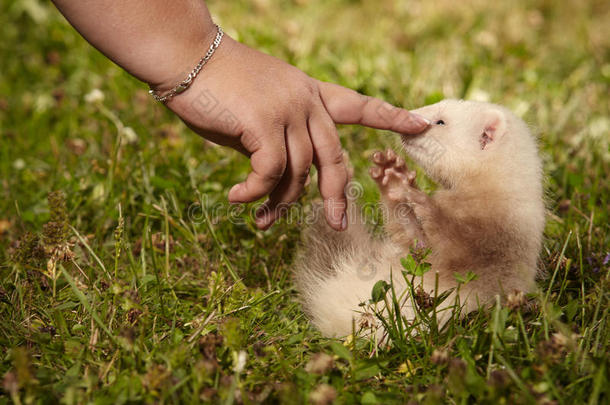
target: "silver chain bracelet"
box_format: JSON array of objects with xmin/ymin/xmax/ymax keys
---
[{"xmin": 149, "ymin": 25, "xmax": 224, "ymax": 103}]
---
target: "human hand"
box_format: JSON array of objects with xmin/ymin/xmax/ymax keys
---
[{"xmin": 164, "ymin": 35, "xmax": 430, "ymax": 231}]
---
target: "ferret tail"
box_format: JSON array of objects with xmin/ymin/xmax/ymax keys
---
[{"xmin": 294, "ymin": 202, "xmax": 392, "ymax": 337}]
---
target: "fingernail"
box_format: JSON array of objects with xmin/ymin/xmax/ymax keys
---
[
  {"xmin": 256, "ymin": 219, "xmax": 273, "ymax": 230},
  {"xmin": 256, "ymin": 216, "xmax": 274, "ymax": 230},
  {"xmin": 412, "ymin": 113, "xmax": 431, "ymax": 126},
  {"xmin": 341, "ymin": 213, "xmax": 347, "ymax": 231},
  {"xmin": 255, "ymin": 208, "xmax": 275, "ymax": 230},
  {"xmin": 228, "ymin": 184, "xmax": 241, "ymax": 201},
  {"xmin": 255, "ymin": 204, "xmax": 270, "ymax": 219}
]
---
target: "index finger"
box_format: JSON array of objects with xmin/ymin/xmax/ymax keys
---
[{"xmin": 317, "ymin": 81, "xmax": 430, "ymax": 135}]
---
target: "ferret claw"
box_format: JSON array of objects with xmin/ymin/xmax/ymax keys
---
[
  {"xmin": 370, "ymin": 149, "xmax": 418, "ymax": 202},
  {"xmin": 385, "ymin": 149, "xmax": 397, "ymax": 163},
  {"xmin": 369, "ymin": 166, "xmax": 383, "ymax": 179},
  {"xmin": 372, "ymin": 151, "xmax": 386, "ymax": 165}
]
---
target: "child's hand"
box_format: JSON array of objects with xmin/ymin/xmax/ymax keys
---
[{"xmin": 166, "ymin": 36, "xmax": 429, "ymax": 230}]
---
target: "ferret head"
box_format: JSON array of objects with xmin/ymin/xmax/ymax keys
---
[{"xmin": 403, "ymin": 99, "xmax": 541, "ymax": 191}]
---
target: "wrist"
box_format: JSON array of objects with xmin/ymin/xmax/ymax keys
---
[
  {"xmin": 149, "ymin": 24, "xmax": 224, "ymax": 103},
  {"xmin": 147, "ymin": 20, "xmax": 218, "ymax": 93},
  {"xmin": 160, "ymin": 35, "xmax": 239, "ymax": 118}
]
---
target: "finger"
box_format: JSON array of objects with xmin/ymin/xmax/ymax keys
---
[
  {"xmin": 228, "ymin": 129, "xmax": 287, "ymax": 203},
  {"xmin": 317, "ymin": 81, "xmax": 430, "ymax": 134},
  {"xmin": 255, "ymin": 125, "xmax": 313, "ymax": 229},
  {"xmin": 308, "ymin": 106, "xmax": 348, "ymax": 231}
]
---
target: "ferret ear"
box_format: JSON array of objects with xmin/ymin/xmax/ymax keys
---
[{"xmin": 480, "ymin": 110, "xmax": 506, "ymax": 150}]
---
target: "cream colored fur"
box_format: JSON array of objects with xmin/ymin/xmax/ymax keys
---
[{"xmin": 294, "ymin": 100, "xmax": 545, "ymax": 338}]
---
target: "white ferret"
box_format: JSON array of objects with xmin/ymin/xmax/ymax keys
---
[{"xmin": 294, "ymin": 99, "xmax": 545, "ymax": 338}]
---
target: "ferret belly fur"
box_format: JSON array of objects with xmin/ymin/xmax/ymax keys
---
[{"xmin": 294, "ymin": 100, "xmax": 546, "ymax": 338}]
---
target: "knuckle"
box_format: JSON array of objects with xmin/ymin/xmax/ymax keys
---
[
  {"xmin": 302, "ymin": 80, "xmax": 317, "ymax": 97},
  {"xmin": 263, "ymin": 169, "xmax": 284, "ymax": 184},
  {"xmin": 291, "ymin": 151, "xmax": 313, "ymax": 185},
  {"xmin": 269, "ymin": 156, "xmax": 287, "ymax": 177},
  {"xmin": 240, "ymin": 130, "xmax": 262, "ymax": 152},
  {"xmin": 362, "ymin": 95, "xmax": 374, "ymax": 111},
  {"xmin": 268, "ymin": 175, "xmax": 283, "ymax": 187},
  {"xmin": 291, "ymin": 86, "xmax": 317, "ymax": 112},
  {"xmin": 280, "ymin": 71, "xmax": 316, "ymax": 105},
  {"xmin": 325, "ymin": 145, "xmax": 345, "ymax": 167},
  {"xmin": 290, "ymin": 69, "xmax": 316, "ymax": 94},
  {"xmin": 295, "ymin": 167, "xmax": 311, "ymax": 185}
]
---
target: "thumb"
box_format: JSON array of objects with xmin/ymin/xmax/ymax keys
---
[{"xmin": 317, "ymin": 81, "xmax": 430, "ymax": 134}]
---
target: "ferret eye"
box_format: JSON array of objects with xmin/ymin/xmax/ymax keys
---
[{"xmin": 435, "ymin": 119, "xmax": 445, "ymax": 126}]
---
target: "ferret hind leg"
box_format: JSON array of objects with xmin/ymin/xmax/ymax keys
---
[
  {"xmin": 370, "ymin": 149, "xmax": 428, "ymax": 248},
  {"xmin": 294, "ymin": 200, "xmax": 386, "ymax": 337}
]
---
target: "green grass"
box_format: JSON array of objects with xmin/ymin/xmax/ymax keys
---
[{"xmin": 1, "ymin": 0, "xmax": 609, "ymax": 403}]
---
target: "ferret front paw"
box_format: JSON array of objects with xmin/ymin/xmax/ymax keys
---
[{"xmin": 369, "ymin": 149, "xmax": 417, "ymax": 202}]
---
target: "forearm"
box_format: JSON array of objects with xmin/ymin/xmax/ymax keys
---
[{"xmin": 51, "ymin": 0, "xmax": 216, "ymax": 89}]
